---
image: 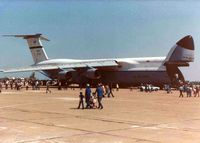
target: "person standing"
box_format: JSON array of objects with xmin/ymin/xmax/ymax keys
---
[
  {"xmin": 5, "ymin": 80, "xmax": 9, "ymax": 90},
  {"xmin": 116, "ymin": 84, "xmax": 119, "ymax": 91},
  {"xmin": 85, "ymin": 84, "xmax": 91, "ymax": 108},
  {"xmin": 193, "ymin": 86, "xmax": 197, "ymax": 97},
  {"xmin": 196, "ymin": 86, "xmax": 200, "ymax": 97},
  {"xmin": 77, "ymin": 92, "xmax": 84, "ymax": 109},
  {"xmin": 25, "ymin": 81, "xmax": 29, "ymax": 90},
  {"xmin": 96, "ymin": 84, "xmax": 104, "ymax": 109},
  {"xmin": 58, "ymin": 81, "xmax": 62, "ymax": 90},
  {"xmin": 46, "ymin": 80, "xmax": 51, "ymax": 94},
  {"xmin": 101, "ymin": 85, "xmax": 106, "ymax": 97},
  {"xmin": 35, "ymin": 80, "xmax": 39, "ymax": 90},
  {"xmin": 10, "ymin": 80, "xmax": 13, "ymax": 90},
  {"xmin": 0, "ymin": 82, "xmax": 2, "ymax": 93},
  {"xmin": 179, "ymin": 86, "xmax": 184, "ymax": 98},
  {"xmin": 105, "ymin": 85, "xmax": 110, "ymax": 97},
  {"xmin": 108, "ymin": 84, "xmax": 114, "ymax": 97},
  {"xmin": 186, "ymin": 85, "xmax": 192, "ymax": 97}
]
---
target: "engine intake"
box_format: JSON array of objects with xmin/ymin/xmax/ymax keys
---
[
  {"xmin": 57, "ymin": 70, "xmax": 76, "ymax": 81},
  {"xmin": 84, "ymin": 69, "xmax": 101, "ymax": 79}
]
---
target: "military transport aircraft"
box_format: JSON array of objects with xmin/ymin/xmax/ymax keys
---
[{"xmin": 1, "ymin": 34, "xmax": 194, "ymax": 87}]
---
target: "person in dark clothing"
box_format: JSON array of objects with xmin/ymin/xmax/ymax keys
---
[
  {"xmin": 25, "ymin": 81, "xmax": 29, "ymax": 90},
  {"xmin": 85, "ymin": 84, "xmax": 91, "ymax": 108},
  {"xmin": 77, "ymin": 92, "xmax": 84, "ymax": 109},
  {"xmin": 58, "ymin": 81, "xmax": 62, "ymax": 90},
  {"xmin": 0, "ymin": 82, "xmax": 2, "ymax": 93},
  {"xmin": 95, "ymin": 84, "xmax": 104, "ymax": 109},
  {"xmin": 108, "ymin": 84, "xmax": 114, "ymax": 97},
  {"xmin": 10, "ymin": 81, "xmax": 13, "ymax": 90}
]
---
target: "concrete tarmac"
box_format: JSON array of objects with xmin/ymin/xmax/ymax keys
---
[{"xmin": 0, "ymin": 88, "xmax": 200, "ymax": 143}]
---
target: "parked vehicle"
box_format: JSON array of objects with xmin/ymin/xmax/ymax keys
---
[{"xmin": 139, "ymin": 84, "xmax": 160, "ymax": 92}]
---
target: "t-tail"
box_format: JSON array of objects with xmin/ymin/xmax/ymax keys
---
[
  {"xmin": 164, "ymin": 35, "xmax": 194, "ymax": 84},
  {"xmin": 165, "ymin": 35, "xmax": 194, "ymax": 66},
  {"xmin": 3, "ymin": 34, "xmax": 49, "ymax": 64}
]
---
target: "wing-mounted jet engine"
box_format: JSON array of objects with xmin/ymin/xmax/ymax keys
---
[
  {"xmin": 57, "ymin": 70, "xmax": 77, "ymax": 81},
  {"xmin": 83, "ymin": 68, "xmax": 101, "ymax": 79}
]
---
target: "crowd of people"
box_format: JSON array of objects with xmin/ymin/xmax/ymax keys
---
[
  {"xmin": 0, "ymin": 79, "xmax": 117, "ymax": 110},
  {"xmin": 1, "ymin": 78, "xmax": 200, "ymax": 107},
  {"xmin": 0, "ymin": 79, "xmax": 59, "ymax": 93},
  {"xmin": 179, "ymin": 84, "xmax": 200, "ymax": 98},
  {"xmin": 0, "ymin": 79, "xmax": 30, "ymax": 92}
]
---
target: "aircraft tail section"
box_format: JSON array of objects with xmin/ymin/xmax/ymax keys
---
[
  {"xmin": 3, "ymin": 34, "xmax": 49, "ymax": 64},
  {"xmin": 164, "ymin": 35, "xmax": 194, "ymax": 85},
  {"xmin": 165, "ymin": 35, "xmax": 194, "ymax": 66}
]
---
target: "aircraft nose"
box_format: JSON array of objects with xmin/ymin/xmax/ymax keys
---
[{"xmin": 176, "ymin": 35, "xmax": 194, "ymax": 50}]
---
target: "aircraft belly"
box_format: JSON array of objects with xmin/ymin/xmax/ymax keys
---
[
  {"xmin": 100, "ymin": 70, "xmax": 170, "ymax": 86},
  {"xmin": 41, "ymin": 68, "xmax": 171, "ymax": 87}
]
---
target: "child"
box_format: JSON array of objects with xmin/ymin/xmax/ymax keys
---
[
  {"xmin": 91, "ymin": 92, "xmax": 97, "ymax": 109},
  {"xmin": 77, "ymin": 92, "xmax": 84, "ymax": 109}
]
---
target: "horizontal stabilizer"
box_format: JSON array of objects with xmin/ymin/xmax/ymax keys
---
[{"xmin": 3, "ymin": 34, "xmax": 50, "ymax": 41}]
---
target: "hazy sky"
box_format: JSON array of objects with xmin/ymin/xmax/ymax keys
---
[{"xmin": 0, "ymin": 0, "xmax": 199, "ymax": 80}]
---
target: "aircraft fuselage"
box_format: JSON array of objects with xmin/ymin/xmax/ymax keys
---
[{"xmin": 38, "ymin": 57, "xmax": 174, "ymax": 87}]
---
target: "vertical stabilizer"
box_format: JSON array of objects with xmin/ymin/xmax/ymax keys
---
[
  {"xmin": 165, "ymin": 35, "xmax": 194, "ymax": 65},
  {"xmin": 164, "ymin": 35, "xmax": 195, "ymax": 85},
  {"xmin": 3, "ymin": 34, "xmax": 49, "ymax": 64}
]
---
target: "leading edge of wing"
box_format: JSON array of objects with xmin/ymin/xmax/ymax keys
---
[
  {"xmin": 1, "ymin": 65, "xmax": 59, "ymax": 73},
  {"xmin": 1, "ymin": 60, "xmax": 119, "ymax": 73}
]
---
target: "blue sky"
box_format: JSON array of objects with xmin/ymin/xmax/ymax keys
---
[{"xmin": 0, "ymin": 0, "xmax": 199, "ymax": 80}]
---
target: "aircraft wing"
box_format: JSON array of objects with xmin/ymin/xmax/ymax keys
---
[
  {"xmin": 1, "ymin": 65, "xmax": 59, "ymax": 73},
  {"xmin": 1, "ymin": 60, "xmax": 119, "ymax": 73}
]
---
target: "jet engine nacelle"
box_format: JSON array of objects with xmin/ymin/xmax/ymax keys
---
[
  {"xmin": 57, "ymin": 70, "xmax": 76, "ymax": 81},
  {"xmin": 84, "ymin": 68, "xmax": 101, "ymax": 79}
]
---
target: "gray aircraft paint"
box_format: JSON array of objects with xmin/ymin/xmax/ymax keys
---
[{"xmin": 2, "ymin": 34, "xmax": 194, "ymax": 87}]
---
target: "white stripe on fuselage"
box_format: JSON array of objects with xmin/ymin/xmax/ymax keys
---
[{"xmin": 37, "ymin": 57, "xmax": 166, "ymax": 72}]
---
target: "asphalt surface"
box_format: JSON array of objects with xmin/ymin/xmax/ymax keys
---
[{"xmin": 0, "ymin": 88, "xmax": 200, "ymax": 143}]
